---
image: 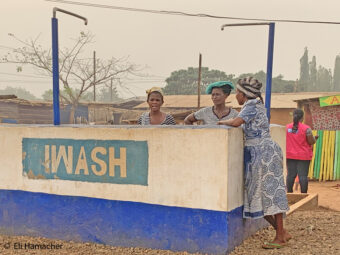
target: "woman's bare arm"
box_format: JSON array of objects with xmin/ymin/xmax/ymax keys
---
[
  {"xmin": 184, "ymin": 113, "xmax": 196, "ymax": 125},
  {"xmin": 217, "ymin": 117, "xmax": 245, "ymax": 127},
  {"xmin": 306, "ymin": 130, "xmax": 318, "ymax": 145}
]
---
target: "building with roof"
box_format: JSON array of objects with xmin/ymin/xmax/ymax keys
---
[{"xmin": 294, "ymin": 94, "xmax": 340, "ymax": 130}]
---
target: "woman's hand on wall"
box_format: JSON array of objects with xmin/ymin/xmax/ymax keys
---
[{"xmin": 218, "ymin": 117, "xmax": 244, "ymax": 127}]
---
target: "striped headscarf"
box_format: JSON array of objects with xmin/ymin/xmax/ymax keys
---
[{"xmin": 236, "ymin": 77, "xmax": 263, "ymax": 103}]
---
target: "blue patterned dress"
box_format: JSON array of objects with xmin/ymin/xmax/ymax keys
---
[{"xmin": 238, "ymin": 99, "xmax": 289, "ymax": 219}]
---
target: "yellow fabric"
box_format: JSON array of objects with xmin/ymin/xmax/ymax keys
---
[{"xmin": 146, "ymin": 87, "xmax": 164, "ymax": 96}]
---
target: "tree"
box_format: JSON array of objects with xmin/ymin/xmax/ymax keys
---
[
  {"xmin": 309, "ymin": 56, "xmax": 317, "ymax": 92},
  {"xmin": 163, "ymin": 67, "xmax": 235, "ymax": 95},
  {"xmin": 317, "ymin": 66, "xmax": 332, "ymax": 91},
  {"xmin": 1, "ymin": 32, "xmax": 139, "ymax": 123},
  {"xmin": 42, "ymin": 88, "xmax": 94, "ymax": 102},
  {"xmin": 41, "ymin": 89, "xmax": 53, "ymax": 101},
  {"xmin": 299, "ymin": 47, "xmax": 310, "ymax": 92},
  {"xmin": 164, "ymin": 67, "xmax": 297, "ymax": 94},
  {"xmin": 333, "ymin": 55, "xmax": 340, "ymax": 91},
  {"xmin": 236, "ymin": 71, "xmax": 294, "ymax": 93},
  {"xmin": 97, "ymin": 86, "xmax": 121, "ymax": 103},
  {"xmin": 0, "ymin": 86, "xmax": 37, "ymax": 100},
  {"xmin": 271, "ymin": 75, "xmax": 295, "ymax": 93}
]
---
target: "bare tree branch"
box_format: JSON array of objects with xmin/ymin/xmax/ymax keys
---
[{"xmin": 0, "ymin": 31, "xmax": 142, "ymax": 123}]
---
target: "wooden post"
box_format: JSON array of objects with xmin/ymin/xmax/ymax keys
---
[
  {"xmin": 110, "ymin": 78, "xmax": 113, "ymax": 102},
  {"xmin": 93, "ymin": 51, "xmax": 96, "ymax": 124},
  {"xmin": 197, "ymin": 53, "xmax": 202, "ymax": 109},
  {"xmin": 93, "ymin": 50, "xmax": 96, "ymax": 101}
]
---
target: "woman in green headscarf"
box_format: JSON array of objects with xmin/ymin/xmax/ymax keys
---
[{"xmin": 184, "ymin": 81, "xmax": 238, "ymax": 125}]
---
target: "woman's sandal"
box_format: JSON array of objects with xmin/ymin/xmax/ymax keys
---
[{"xmin": 262, "ymin": 242, "xmax": 286, "ymax": 249}]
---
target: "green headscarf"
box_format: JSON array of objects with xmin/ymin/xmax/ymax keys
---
[{"xmin": 205, "ymin": 81, "xmax": 234, "ymax": 94}]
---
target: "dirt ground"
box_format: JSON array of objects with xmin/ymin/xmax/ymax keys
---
[
  {"xmin": 229, "ymin": 208, "xmax": 340, "ymax": 255},
  {"xmin": 0, "ymin": 207, "xmax": 338, "ymax": 255},
  {"xmin": 0, "ymin": 181, "xmax": 339, "ymax": 255},
  {"xmin": 308, "ymin": 180, "xmax": 340, "ymax": 211}
]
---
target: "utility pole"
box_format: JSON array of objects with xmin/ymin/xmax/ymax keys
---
[
  {"xmin": 110, "ymin": 78, "xmax": 113, "ymax": 102},
  {"xmin": 197, "ymin": 53, "xmax": 202, "ymax": 109},
  {"xmin": 93, "ymin": 50, "xmax": 96, "ymax": 101}
]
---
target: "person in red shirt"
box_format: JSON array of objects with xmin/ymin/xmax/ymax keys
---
[{"xmin": 286, "ymin": 109, "xmax": 318, "ymax": 193}]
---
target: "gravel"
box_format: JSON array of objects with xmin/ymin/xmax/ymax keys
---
[
  {"xmin": 230, "ymin": 207, "xmax": 340, "ymax": 255},
  {"xmin": 0, "ymin": 207, "xmax": 339, "ymax": 255}
]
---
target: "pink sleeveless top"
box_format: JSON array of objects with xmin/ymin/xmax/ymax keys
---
[{"xmin": 286, "ymin": 122, "xmax": 313, "ymax": 160}]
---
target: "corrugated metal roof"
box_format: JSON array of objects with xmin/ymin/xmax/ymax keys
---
[
  {"xmin": 134, "ymin": 92, "xmax": 336, "ymax": 109},
  {"xmin": 294, "ymin": 93, "xmax": 340, "ymax": 103},
  {"xmin": 0, "ymin": 98, "xmax": 53, "ymax": 106}
]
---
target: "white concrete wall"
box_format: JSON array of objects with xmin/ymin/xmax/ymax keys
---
[
  {"xmin": 226, "ymin": 127, "xmax": 244, "ymax": 211},
  {"xmin": 270, "ymin": 124, "xmax": 287, "ymax": 176},
  {"xmin": 0, "ymin": 124, "xmax": 285, "ymax": 212}
]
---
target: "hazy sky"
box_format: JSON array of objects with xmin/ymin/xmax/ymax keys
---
[{"xmin": 1, "ymin": 0, "xmax": 340, "ymax": 98}]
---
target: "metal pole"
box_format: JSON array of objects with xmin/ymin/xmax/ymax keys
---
[
  {"xmin": 197, "ymin": 53, "xmax": 202, "ymax": 109},
  {"xmin": 53, "ymin": 8, "xmax": 88, "ymax": 24},
  {"xmin": 220, "ymin": 22, "xmax": 276, "ymax": 121},
  {"xmin": 221, "ymin": 22, "xmax": 271, "ymax": 30},
  {"xmin": 52, "ymin": 17, "xmax": 60, "ymax": 125},
  {"xmin": 51, "ymin": 7, "xmax": 87, "ymax": 126},
  {"xmin": 265, "ymin": 22, "xmax": 275, "ymax": 121},
  {"xmin": 93, "ymin": 50, "xmax": 96, "ymax": 101}
]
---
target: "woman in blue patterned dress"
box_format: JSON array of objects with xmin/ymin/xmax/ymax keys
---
[{"xmin": 218, "ymin": 77, "xmax": 291, "ymax": 249}]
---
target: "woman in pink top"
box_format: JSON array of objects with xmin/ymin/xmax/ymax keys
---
[{"xmin": 286, "ymin": 109, "xmax": 318, "ymax": 193}]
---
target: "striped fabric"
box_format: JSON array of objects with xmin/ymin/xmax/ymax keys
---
[
  {"xmin": 138, "ymin": 112, "xmax": 176, "ymax": 125},
  {"xmin": 237, "ymin": 77, "xmax": 262, "ymax": 99}
]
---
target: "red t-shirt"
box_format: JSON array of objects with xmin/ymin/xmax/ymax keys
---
[{"xmin": 286, "ymin": 122, "xmax": 313, "ymax": 160}]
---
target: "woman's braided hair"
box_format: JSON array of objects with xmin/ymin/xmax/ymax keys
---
[{"xmin": 292, "ymin": 108, "xmax": 304, "ymax": 133}]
